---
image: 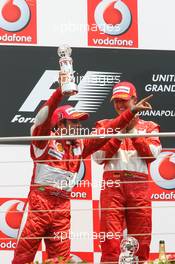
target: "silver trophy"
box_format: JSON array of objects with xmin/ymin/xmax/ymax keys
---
[
  {"xmin": 57, "ymin": 44, "xmax": 78, "ymax": 95},
  {"xmin": 119, "ymin": 237, "xmax": 139, "ymax": 264}
]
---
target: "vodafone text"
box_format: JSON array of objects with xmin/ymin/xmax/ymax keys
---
[
  {"xmin": 71, "ymin": 191, "xmax": 87, "ymax": 199},
  {"xmin": 93, "ymin": 37, "xmax": 134, "ymax": 47},
  {"xmin": 0, "ymin": 34, "xmax": 32, "ymax": 43},
  {"xmin": 151, "ymin": 192, "xmax": 175, "ymax": 200},
  {"xmin": 0, "ymin": 241, "xmax": 16, "ymax": 249}
]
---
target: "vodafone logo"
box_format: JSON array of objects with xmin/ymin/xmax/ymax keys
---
[
  {"xmin": 88, "ymin": 0, "xmax": 138, "ymax": 47},
  {"xmin": 0, "ymin": 0, "xmax": 36, "ymax": 44},
  {"xmin": 0, "ymin": 200, "xmax": 24, "ymax": 238},
  {"xmin": 0, "ymin": 0, "xmax": 30, "ymax": 32},
  {"xmin": 150, "ymin": 152, "xmax": 175, "ymax": 190},
  {"xmin": 94, "ymin": 0, "xmax": 132, "ymax": 35}
]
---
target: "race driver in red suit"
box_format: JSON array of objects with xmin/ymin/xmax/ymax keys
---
[
  {"xmin": 11, "ymin": 74, "xmax": 150, "ymax": 264},
  {"xmin": 93, "ymin": 82, "xmax": 162, "ymax": 263},
  {"xmin": 12, "ymin": 74, "xmax": 153, "ymax": 264}
]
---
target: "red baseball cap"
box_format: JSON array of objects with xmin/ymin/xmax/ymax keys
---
[
  {"xmin": 111, "ymin": 81, "xmax": 137, "ymax": 101},
  {"xmin": 51, "ymin": 105, "xmax": 89, "ymax": 128}
]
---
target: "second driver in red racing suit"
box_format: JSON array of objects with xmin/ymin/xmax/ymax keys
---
[
  {"xmin": 12, "ymin": 78, "xmax": 151, "ymax": 264},
  {"xmin": 93, "ymin": 82, "xmax": 162, "ymax": 263}
]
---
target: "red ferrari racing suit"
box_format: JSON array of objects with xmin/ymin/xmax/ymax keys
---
[
  {"xmin": 93, "ymin": 118, "xmax": 162, "ymax": 262},
  {"xmin": 12, "ymin": 87, "xmax": 135, "ymax": 264}
]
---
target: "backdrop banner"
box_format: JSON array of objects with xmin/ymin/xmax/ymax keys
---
[
  {"xmin": 0, "ymin": 46, "xmax": 174, "ymax": 147},
  {"xmin": 0, "ymin": 46, "xmax": 174, "ymax": 263}
]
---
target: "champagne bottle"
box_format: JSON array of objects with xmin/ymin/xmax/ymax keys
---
[{"xmin": 158, "ymin": 240, "xmax": 167, "ymax": 264}]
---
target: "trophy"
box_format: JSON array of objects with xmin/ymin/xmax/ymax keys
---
[
  {"xmin": 119, "ymin": 237, "xmax": 139, "ymax": 264},
  {"xmin": 57, "ymin": 44, "xmax": 78, "ymax": 95}
]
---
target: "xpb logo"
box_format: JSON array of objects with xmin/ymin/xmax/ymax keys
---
[
  {"xmin": 88, "ymin": 0, "xmax": 138, "ymax": 48},
  {"xmin": 0, "ymin": 0, "xmax": 36, "ymax": 44}
]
